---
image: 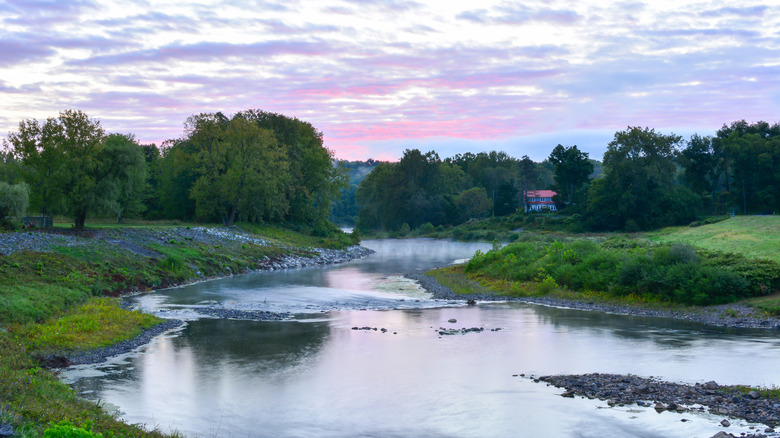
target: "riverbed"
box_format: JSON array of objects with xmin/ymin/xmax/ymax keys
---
[{"xmin": 60, "ymin": 239, "xmax": 780, "ymax": 438}]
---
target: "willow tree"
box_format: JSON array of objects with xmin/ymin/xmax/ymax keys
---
[{"xmin": 186, "ymin": 112, "xmax": 289, "ymax": 226}]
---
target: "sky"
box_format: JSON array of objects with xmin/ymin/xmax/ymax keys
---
[{"xmin": 1, "ymin": 0, "xmax": 779, "ymax": 162}]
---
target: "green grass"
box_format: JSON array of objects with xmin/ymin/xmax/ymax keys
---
[
  {"xmin": 21, "ymin": 297, "xmax": 161, "ymax": 354},
  {"xmin": 0, "ymin": 221, "xmax": 355, "ymax": 436},
  {"xmin": 647, "ymin": 216, "xmax": 780, "ymax": 262},
  {"xmin": 0, "ymin": 330, "xmax": 176, "ymax": 438}
]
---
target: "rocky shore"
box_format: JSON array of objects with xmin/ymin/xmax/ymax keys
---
[
  {"xmin": 405, "ymin": 272, "xmax": 780, "ymax": 330},
  {"xmin": 534, "ymin": 373, "xmax": 779, "ymax": 436},
  {"xmin": 34, "ymin": 319, "xmax": 185, "ymax": 368}
]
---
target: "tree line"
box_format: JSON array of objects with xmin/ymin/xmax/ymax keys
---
[
  {"xmin": 354, "ymin": 120, "xmax": 780, "ymax": 233},
  {"xmin": 354, "ymin": 150, "xmax": 557, "ymax": 231},
  {"xmin": 1, "ymin": 109, "xmax": 346, "ymax": 230}
]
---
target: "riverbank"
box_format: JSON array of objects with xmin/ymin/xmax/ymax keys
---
[
  {"xmin": 534, "ymin": 373, "xmax": 780, "ymax": 432},
  {"xmin": 406, "ymin": 271, "xmax": 780, "ymax": 329},
  {"xmin": 0, "ymin": 224, "xmax": 371, "ymax": 437}
]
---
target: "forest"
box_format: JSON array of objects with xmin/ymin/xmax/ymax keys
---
[
  {"xmin": 1, "ymin": 112, "xmax": 778, "ymax": 234},
  {"xmin": 1, "ymin": 109, "xmax": 346, "ymax": 232},
  {"xmin": 351, "ymin": 122, "xmax": 780, "ymax": 233}
]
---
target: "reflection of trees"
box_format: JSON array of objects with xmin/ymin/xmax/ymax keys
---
[
  {"xmin": 179, "ymin": 319, "xmax": 329, "ymax": 372},
  {"xmin": 526, "ymin": 304, "xmax": 766, "ymax": 349}
]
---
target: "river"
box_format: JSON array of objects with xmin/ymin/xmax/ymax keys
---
[{"xmin": 61, "ymin": 239, "xmax": 780, "ymax": 438}]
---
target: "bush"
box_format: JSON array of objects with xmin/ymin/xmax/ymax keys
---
[{"xmin": 44, "ymin": 421, "xmax": 103, "ymax": 438}]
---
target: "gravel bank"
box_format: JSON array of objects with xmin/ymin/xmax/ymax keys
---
[
  {"xmin": 406, "ymin": 272, "xmax": 780, "ymax": 330},
  {"xmin": 536, "ymin": 373, "xmax": 780, "ymax": 434}
]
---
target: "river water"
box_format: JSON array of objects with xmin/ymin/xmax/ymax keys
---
[{"xmin": 61, "ymin": 239, "xmax": 780, "ymax": 438}]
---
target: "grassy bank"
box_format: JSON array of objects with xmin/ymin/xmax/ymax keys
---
[
  {"xmin": 428, "ymin": 217, "xmax": 780, "ymax": 315},
  {"xmin": 0, "ymin": 223, "xmax": 358, "ymax": 437},
  {"xmin": 647, "ymin": 216, "xmax": 780, "ymax": 263}
]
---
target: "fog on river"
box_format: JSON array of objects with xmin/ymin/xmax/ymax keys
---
[{"xmin": 61, "ymin": 239, "xmax": 780, "ymax": 438}]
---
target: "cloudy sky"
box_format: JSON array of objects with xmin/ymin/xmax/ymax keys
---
[{"xmin": 1, "ymin": 0, "xmax": 778, "ymax": 161}]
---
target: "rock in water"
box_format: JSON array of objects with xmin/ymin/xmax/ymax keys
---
[
  {"xmin": 447, "ymin": 318, "xmax": 457, "ymax": 323},
  {"xmin": 720, "ymin": 419, "xmax": 731, "ymax": 427}
]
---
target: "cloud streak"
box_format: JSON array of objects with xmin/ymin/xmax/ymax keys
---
[{"xmin": 1, "ymin": 0, "xmax": 779, "ymax": 161}]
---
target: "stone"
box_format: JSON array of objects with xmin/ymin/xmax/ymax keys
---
[
  {"xmin": 447, "ymin": 318, "xmax": 457, "ymax": 323},
  {"xmin": 720, "ymin": 419, "xmax": 731, "ymax": 427},
  {"xmin": 654, "ymin": 402, "xmax": 666, "ymax": 412},
  {"xmin": 710, "ymin": 432, "xmax": 732, "ymax": 438},
  {"xmin": 0, "ymin": 424, "xmax": 12, "ymax": 437},
  {"xmin": 561, "ymin": 390, "xmax": 575, "ymax": 398},
  {"xmin": 667, "ymin": 402, "xmax": 678, "ymax": 411},
  {"xmin": 747, "ymin": 390, "xmax": 760, "ymax": 399},
  {"xmin": 704, "ymin": 381, "xmax": 720, "ymax": 390}
]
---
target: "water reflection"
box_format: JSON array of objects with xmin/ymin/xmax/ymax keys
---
[{"xmin": 62, "ymin": 239, "xmax": 780, "ymax": 438}]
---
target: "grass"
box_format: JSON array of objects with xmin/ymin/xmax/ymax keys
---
[
  {"xmin": 647, "ymin": 216, "xmax": 780, "ymax": 263},
  {"xmin": 20, "ymin": 297, "xmax": 161, "ymax": 355},
  {"xmin": 0, "ymin": 330, "xmax": 176, "ymax": 438},
  {"xmin": 0, "ymin": 221, "xmax": 357, "ymax": 437}
]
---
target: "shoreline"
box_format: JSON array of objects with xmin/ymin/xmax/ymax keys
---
[
  {"xmin": 406, "ymin": 272, "xmax": 780, "ymax": 330},
  {"xmin": 535, "ymin": 373, "xmax": 779, "ymax": 432},
  {"xmin": 48, "ymin": 244, "xmax": 375, "ymax": 369}
]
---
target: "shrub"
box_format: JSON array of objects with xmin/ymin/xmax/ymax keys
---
[{"xmin": 44, "ymin": 421, "xmax": 103, "ymax": 438}]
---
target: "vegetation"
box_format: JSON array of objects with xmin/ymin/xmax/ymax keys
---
[
  {"xmin": 456, "ymin": 234, "xmax": 778, "ymax": 306},
  {"xmin": 355, "ymin": 150, "xmax": 554, "ymax": 233},
  {"xmin": 0, "ymin": 222, "xmax": 356, "ymax": 437},
  {"xmin": 353, "ymin": 120, "xmax": 780, "ymax": 234},
  {"xmin": 647, "ymin": 216, "xmax": 780, "ymax": 263},
  {"xmin": 3, "ymin": 109, "xmax": 346, "ymax": 231}
]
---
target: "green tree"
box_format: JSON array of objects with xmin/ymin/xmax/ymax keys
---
[
  {"xmin": 100, "ymin": 133, "xmax": 148, "ymax": 222},
  {"xmin": 517, "ymin": 155, "xmax": 538, "ymax": 212},
  {"xmin": 716, "ymin": 120, "xmax": 780, "ymax": 214},
  {"xmin": 587, "ymin": 126, "xmax": 695, "ymax": 230},
  {"xmin": 8, "ymin": 110, "xmax": 107, "ymax": 228},
  {"xmin": 547, "ymin": 144, "xmax": 593, "ymax": 206},
  {"xmin": 0, "ymin": 182, "xmax": 29, "ymax": 228},
  {"xmin": 240, "ymin": 109, "xmax": 347, "ymax": 227},
  {"xmin": 456, "ymin": 187, "xmax": 492, "ymax": 221},
  {"xmin": 186, "ymin": 113, "xmax": 289, "ymax": 226}
]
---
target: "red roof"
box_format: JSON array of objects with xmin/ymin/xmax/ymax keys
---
[{"xmin": 525, "ymin": 190, "xmax": 557, "ymax": 198}]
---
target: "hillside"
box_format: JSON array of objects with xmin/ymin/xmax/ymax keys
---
[{"xmin": 647, "ymin": 216, "xmax": 780, "ymax": 262}]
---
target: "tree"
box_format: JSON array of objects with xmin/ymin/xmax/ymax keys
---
[
  {"xmin": 240, "ymin": 109, "xmax": 347, "ymax": 227},
  {"xmin": 0, "ymin": 182, "xmax": 29, "ymax": 228},
  {"xmin": 587, "ymin": 126, "xmax": 695, "ymax": 230},
  {"xmin": 517, "ymin": 155, "xmax": 538, "ymax": 213},
  {"xmin": 8, "ymin": 110, "xmax": 107, "ymax": 228},
  {"xmin": 548, "ymin": 144, "xmax": 593, "ymax": 206},
  {"xmin": 186, "ymin": 113, "xmax": 289, "ymax": 226},
  {"xmin": 100, "ymin": 133, "xmax": 148, "ymax": 222},
  {"xmin": 456, "ymin": 187, "xmax": 492, "ymax": 221}
]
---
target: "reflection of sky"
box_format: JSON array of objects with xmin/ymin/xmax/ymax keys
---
[
  {"xmin": 62, "ymin": 304, "xmax": 780, "ymax": 438},
  {"xmin": 64, "ymin": 240, "xmax": 780, "ymax": 437},
  {"xmin": 129, "ymin": 239, "xmax": 491, "ymax": 316}
]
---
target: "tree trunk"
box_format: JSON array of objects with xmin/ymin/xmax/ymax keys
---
[
  {"xmin": 742, "ymin": 176, "xmax": 748, "ymax": 215},
  {"xmin": 74, "ymin": 209, "xmax": 87, "ymax": 229},
  {"xmin": 226, "ymin": 207, "xmax": 238, "ymax": 227}
]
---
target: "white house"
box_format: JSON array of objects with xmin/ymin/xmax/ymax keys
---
[{"xmin": 524, "ymin": 190, "xmax": 557, "ymax": 212}]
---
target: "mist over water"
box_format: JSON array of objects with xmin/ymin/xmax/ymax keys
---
[{"xmin": 62, "ymin": 239, "xmax": 780, "ymax": 438}]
